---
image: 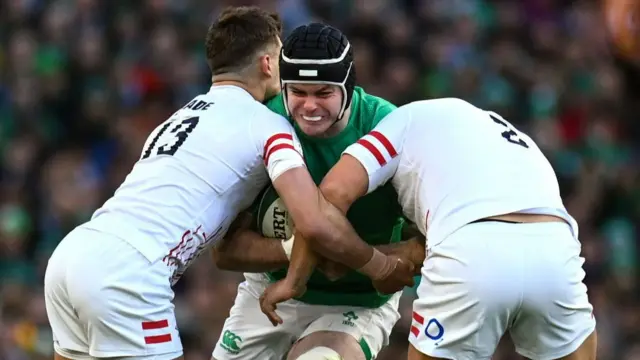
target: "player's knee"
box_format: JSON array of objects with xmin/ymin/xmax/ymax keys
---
[
  {"xmin": 287, "ymin": 331, "xmax": 365, "ymax": 360},
  {"xmin": 293, "ymin": 346, "xmax": 343, "ymax": 360}
]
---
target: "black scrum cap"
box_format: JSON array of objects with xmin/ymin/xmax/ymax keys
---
[{"xmin": 280, "ymin": 23, "xmax": 356, "ymax": 120}]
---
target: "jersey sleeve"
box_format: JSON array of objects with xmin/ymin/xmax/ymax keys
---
[
  {"xmin": 250, "ymin": 109, "xmax": 306, "ymax": 182},
  {"xmin": 343, "ymin": 107, "xmax": 410, "ymax": 194}
]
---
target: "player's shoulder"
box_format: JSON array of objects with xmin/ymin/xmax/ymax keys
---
[
  {"xmin": 249, "ymin": 100, "xmax": 294, "ymax": 136},
  {"xmin": 393, "ymin": 98, "xmax": 483, "ymax": 124},
  {"xmin": 253, "ymin": 99, "xmax": 290, "ymax": 123},
  {"xmin": 404, "ymin": 97, "xmax": 479, "ymax": 114},
  {"xmin": 352, "ymin": 87, "xmax": 397, "ymax": 131},
  {"xmin": 263, "ymin": 93, "xmax": 289, "ymax": 120},
  {"xmin": 195, "ymin": 86, "xmax": 262, "ymax": 120},
  {"xmin": 195, "ymin": 87, "xmax": 290, "ymax": 135}
]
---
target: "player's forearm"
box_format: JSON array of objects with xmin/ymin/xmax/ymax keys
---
[
  {"xmin": 376, "ymin": 236, "xmax": 426, "ymax": 270},
  {"xmin": 212, "ymin": 229, "xmax": 288, "ymax": 272},
  {"xmin": 296, "ymin": 177, "xmax": 371, "ymax": 269},
  {"xmin": 318, "ymin": 175, "xmax": 361, "ymax": 214},
  {"xmin": 283, "ymin": 232, "xmax": 318, "ymax": 290},
  {"xmin": 375, "ymin": 242, "xmax": 409, "ymax": 255},
  {"xmin": 306, "ymin": 198, "xmax": 376, "ymax": 271},
  {"xmin": 305, "ymin": 182, "xmax": 395, "ymax": 279}
]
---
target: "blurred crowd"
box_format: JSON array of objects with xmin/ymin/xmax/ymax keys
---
[{"xmin": 1, "ymin": 0, "xmax": 639, "ymax": 359}]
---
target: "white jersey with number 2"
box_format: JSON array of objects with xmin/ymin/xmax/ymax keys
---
[
  {"xmin": 81, "ymin": 86, "xmax": 304, "ymax": 283},
  {"xmin": 344, "ymin": 98, "xmax": 578, "ymax": 246}
]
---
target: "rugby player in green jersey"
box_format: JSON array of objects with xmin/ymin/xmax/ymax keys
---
[{"xmin": 211, "ymin": 23, "xmax": 424, "ymax": 360}]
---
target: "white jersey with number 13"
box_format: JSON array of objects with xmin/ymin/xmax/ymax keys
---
[{"xmin": 81, "ymin": 85, "xmax": 305, "ymax": 283}]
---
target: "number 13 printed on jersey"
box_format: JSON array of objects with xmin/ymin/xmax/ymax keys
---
[{"xmin": 142, "ymin": 116, "xmax": 201, "ymax": 159}]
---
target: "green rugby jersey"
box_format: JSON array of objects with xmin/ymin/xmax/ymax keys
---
[{"xmin": 258, "ymin": 86, "xmax": 405, "ymax": 308}]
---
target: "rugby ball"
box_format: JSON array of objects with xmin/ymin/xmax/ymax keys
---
[{"xmin": 256, "ymin": 185, "xmax": 293, "ymax": 239}]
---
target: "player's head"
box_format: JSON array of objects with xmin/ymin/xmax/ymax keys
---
[
  {"xmin": 205, "ymin": 6, "xmax": 283, "ymax": 101},
  {"xmin": 280, "ymin": 23, "xmax": 356, "ymax": 138}
]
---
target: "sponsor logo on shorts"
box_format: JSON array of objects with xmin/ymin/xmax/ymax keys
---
[
  {"xmin": 342, "ymin": 311, "xmax": 358, "ymax": 327},
  {"xmin": 220, "ymin": 330, "xmax": 243, "ymax": 354}
]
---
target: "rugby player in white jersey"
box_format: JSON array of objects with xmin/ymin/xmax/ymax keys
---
[
  {"xmin": 261, "ymin": 98, "xmax": 597, "ymax": 360},
  {"xmin": 43, "ymin": 7, "xmax": 414, "ymax": 360}
]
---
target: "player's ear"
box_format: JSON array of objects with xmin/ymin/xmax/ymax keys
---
[
  {"xmin": 260, "ymin": 40, "xmax": 281, "ymax": 80},
  {"xmin": 258, "ymin": 54, "xmax": 272, "ymax": 78}
]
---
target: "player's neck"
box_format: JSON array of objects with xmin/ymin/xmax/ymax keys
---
[{"xmin": 211, "ymin": 76, "xmax": 266, "ymax": 102}]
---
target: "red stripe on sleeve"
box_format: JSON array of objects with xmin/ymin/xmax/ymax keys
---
[
  {"xmin": 264, "ymin": 143, "xmax": 296, "ymax": 166},
  {"xmin": 356, "ymin": 139, "xmax": 386, "ymax": 166},
  {"xmin": 264, "ymin": 133, "xmax": 293, "ymax": 158},
  {"xmin": 141, "ymin": 319, "xmax": 169, "ymax": 330},
  {"xmin": 369, "ymin": 131, "xmax": 397, "ymax": 157}
]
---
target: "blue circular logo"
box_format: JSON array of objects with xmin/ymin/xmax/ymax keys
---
[{"xmin": 424, "ymin": 318, "xmax": 444, "ymax": 340}]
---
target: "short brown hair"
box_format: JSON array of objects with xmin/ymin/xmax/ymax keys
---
[{"xmin": 205, "ymin": 6, "xmax": 282, "ymax": 75}]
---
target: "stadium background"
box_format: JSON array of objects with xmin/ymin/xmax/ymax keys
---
[{"xmin": 0, "ymin": 0, "xmax": 638, "ymax": 359}]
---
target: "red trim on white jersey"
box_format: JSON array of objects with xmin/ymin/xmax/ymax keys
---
[
  {"xmin": 357, "ymin": 131, "xmax": 398, "ymax": 166},
  {"xmin": 370, "ymin": 131, "xmax": 398, "ymax": 157},
  {"xmin": 356, "ymin": 139, "xmax": 386, "ymax": 165},
  {"xmin": 264, "ymin": 133, "xmax": 295, "ymax": 166}
]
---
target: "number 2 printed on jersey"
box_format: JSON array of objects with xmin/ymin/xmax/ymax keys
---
[
  {"xmin": 487, "ymin": 112, "xmax": 529, "ymax": 149},
  {"xmin": 142, "ymin": 116, "xmax": 200, "ymax": 159}
]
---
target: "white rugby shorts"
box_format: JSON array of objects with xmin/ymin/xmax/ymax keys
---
[
  {"xmin": 212, "ymin": 273, "xmax": 401, "ymax": 360},
  {"xmin": 409, "ymin": 221, "xmax": 595, "ymax": 360},
  {"xmin": 44, "ymin": 227, "xmax": 183, "ymax": 359}
]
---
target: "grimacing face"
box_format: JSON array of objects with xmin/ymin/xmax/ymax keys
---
[{"xmin": 286, "ymin": 83, "xmax": 343, "ymax": 137}]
